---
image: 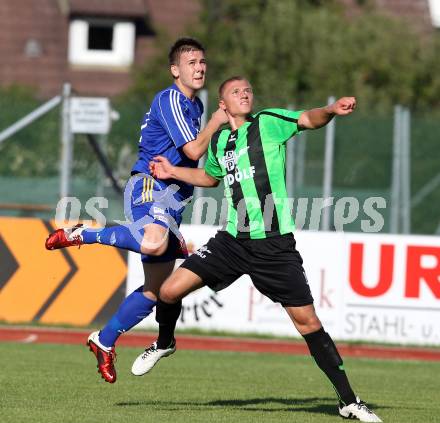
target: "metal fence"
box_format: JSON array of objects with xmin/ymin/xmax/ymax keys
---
[{"xmin": 0, "ymin": 87, "xmax": 439, "ymax": 235}]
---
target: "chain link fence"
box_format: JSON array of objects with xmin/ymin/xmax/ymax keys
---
[{"xmin": 0, "ymin": 89, "xmax": 438, "ymax": 235}]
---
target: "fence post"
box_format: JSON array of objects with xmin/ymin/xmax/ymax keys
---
[
  {"xmin": 295, "ymin": 131, "xmax": 306, "ymax": 190},
  {"xmin": 401, "ymin": 107, "xmax": 411, "ymax": 234},
  {"xmin": 391, "ymin": 105, "xmax": 402, "ymax": 234},
  {"xmin": 60, "ymin": 83, "xmax": 73, "ymax": 199},
  {"xmin": 286, "ymin": 104, "xmax": 295, "ymax": 198},
  {"xmin": 286, "ymin": 139, "xmax": 295, "ymax": 198},
  {"xmin": 192, "ymin": 89, "xmax": 208, "ymax": 225},
  {"xmin": 96, "ymin": 134, "xmax": 107, "ymax": 197},
  {"xmin": 321, "ymin": 96, "xmax": 336, "ymax": 231}
]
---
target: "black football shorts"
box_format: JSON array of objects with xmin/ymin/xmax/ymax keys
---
[{"xmin": 180, "ymin": 231, "xmax": 314, "ymax": 307}]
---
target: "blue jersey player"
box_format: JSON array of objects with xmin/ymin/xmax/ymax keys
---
[{"xmin": 45, "ymin": 38, "xmax": 228, "ymax": 383}]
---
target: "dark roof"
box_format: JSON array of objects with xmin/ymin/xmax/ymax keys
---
[{"xmin": 68, "ymin": 0, "xmax": 148, "ymax": 18}]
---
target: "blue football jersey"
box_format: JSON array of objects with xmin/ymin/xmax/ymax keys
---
[{"xmin": 131, "ymin": 83, "xmax": 204, "ymax": 200}]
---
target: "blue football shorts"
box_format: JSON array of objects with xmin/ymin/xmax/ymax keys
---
[{"xmin": 127, "ymin": 174, "xmax": 188, "ymax": 263}]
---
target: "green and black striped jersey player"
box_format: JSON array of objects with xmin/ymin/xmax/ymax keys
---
[
  {"xmin": 205, "ymin": 107, "xmax": 302, "ymax": 239},
  {"xmin": 151, "ymin": 77, "xmax": 382, "ymax": 422}
]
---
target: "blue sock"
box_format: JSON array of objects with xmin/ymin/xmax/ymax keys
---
[
  {"xmin": 99, "ymin": 286, "xmax": 157, "ymax": 348},
  {"xmin": 81, "ymin": 225, "xmax": 144, "ymax": 254}
]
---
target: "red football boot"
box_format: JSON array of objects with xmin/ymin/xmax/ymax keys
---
[
  {"xmin": 45, "ymin": 224, "xmax": 84, "ymax": 250},
  {"xmin": 87, "ymin": 331, "xmax": 117, "ymax": 383}
]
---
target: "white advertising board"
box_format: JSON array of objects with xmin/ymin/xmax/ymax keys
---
[{"xmin": 127, "ymin": 226, "xmax": 440, "ymax": 345}]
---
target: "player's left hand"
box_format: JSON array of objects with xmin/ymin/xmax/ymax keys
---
[{"xmin": 329, "ymin": 97, "xmax": 356, "ymax": 116}]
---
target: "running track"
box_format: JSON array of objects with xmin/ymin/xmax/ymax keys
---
[{"xmin": 1, "ymin": 326, "xmax": 440, "ymax": 361}]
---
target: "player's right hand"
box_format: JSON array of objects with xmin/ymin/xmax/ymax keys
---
[
  {"xmin": 211, "ymin": 107, "xmax": 229, "ymax": 126},
  {"xmin": 150, "ymin": 156, "xmax": 174, "ymax": 180}
]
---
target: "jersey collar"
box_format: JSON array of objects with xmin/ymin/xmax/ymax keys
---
[{"xmin": 171, "ymin": 83, "xmax": 197, "ymax": 104}]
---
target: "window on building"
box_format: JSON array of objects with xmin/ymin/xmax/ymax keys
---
[
  {"xmin": 88, "ymin": 24, "xmax": 114, "ymax": 50},
  {"xmin": 68, "ymin": 19, "xmax": 135, "ymax": 68}
]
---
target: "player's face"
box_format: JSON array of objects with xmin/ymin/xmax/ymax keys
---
[
  {"xmin": 220, "ymin": 80, "xmax": 254, "ymax": 117},
  {"xmin": 172, "ymin": 49, "xmax": 206, "ymax": 92}
]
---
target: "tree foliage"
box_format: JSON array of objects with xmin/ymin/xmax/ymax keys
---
[
  {"xmin": 133, "ymin": 0, "xmax": 440, "ymax": 112},
  {"xmin": 0, "ymin": 86, "xmax": 60, "ymax": 177}
]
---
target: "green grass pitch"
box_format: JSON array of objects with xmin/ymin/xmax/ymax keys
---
[{"xmin": 1, "ymin": 342, "xmax": 439, "ymax": 423}]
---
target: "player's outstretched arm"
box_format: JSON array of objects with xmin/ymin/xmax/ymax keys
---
[
  {"xmin": 298, "ymin": 97, "xmax": 356, "ymax": 129},
  {"xmin": 150, "ymin": 156, "xmax": 219, "ymax": 187},
  {"xmin": 182, "ymin": 108, "xmax": 228, "ymax": 160}
]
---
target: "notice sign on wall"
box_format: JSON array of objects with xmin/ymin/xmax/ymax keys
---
[{"xmin": 70, "ymin": 97, "xmax": 111, "ymax": 134}]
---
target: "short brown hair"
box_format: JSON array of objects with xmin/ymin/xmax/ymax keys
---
[
  {"xmin": 218, "ymin": 76, "xmax": 248, "ymax": 99},
  {"xmin": 168, "ymin": 37, "xmax": 205, "ymax": 65}
]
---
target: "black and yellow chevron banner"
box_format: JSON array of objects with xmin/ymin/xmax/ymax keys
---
[{"xmin": 0, "ymin": 217, "xmax": 128, "ymax": 325}]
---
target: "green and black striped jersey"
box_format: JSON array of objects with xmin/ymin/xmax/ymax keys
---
[{"xmin": 205, "ymin": 108, "xmax": 303, "ymax": 239}]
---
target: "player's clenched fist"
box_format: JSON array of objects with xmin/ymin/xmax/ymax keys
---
[{"xmin": 328, "ymin": 97, "xmax": 356, "ymax": 116}]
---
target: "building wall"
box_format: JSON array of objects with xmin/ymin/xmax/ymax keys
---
[
  {"xmin": 376, "ymin": 0, "xmax": 433, "ymax": 30},
  {"xmin": 339, "ymin": 0, "xmax": 433, "ymax": 33},
  {"xmin": 0, "ymin": 0, "xmax": 68, "ymax": 98},
  {"xmin": 0, "ymin": 0, "xmax": 201, "ymax": 98},
  {"xmin": 0, "ymin": 0, "xmax": 434, "ymax": 98}
]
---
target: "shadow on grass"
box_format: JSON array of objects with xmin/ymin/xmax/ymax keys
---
[{"xmin": 115, "ymin": 396, "xmax": 357, "ymax": 416}]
